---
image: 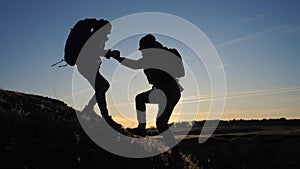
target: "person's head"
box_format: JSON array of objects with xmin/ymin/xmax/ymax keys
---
[{"xmin": 139, "ymin": 34, "xmax": 163, "ymax": 51}]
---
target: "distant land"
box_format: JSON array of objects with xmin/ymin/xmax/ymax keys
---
[{"xmin": 1, "ymin": 89, "xmax": 299, "ymax": 169}]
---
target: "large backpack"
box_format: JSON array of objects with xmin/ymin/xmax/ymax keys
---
[
  {"xmin": 165, "ymin": 47, "xmax": 185, "ymax": 78},
  {"xmin": 167, "ymin": 47, "xmax": 185, "ymax": 91},
  {"xmin": 52, "ymin": 18, "xmax": 109, "ymax": 67},
  {"xmin": 144, "ymin": 47, "xmax": 185, "ymax": 88}
]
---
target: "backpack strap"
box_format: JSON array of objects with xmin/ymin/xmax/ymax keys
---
[{"xmin": 51, "ymin": 59, "xmax": 68, "ymax": 68}]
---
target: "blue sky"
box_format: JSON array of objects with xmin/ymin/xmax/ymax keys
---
[{"xmin": 1, "ymin": 1, "xmax": 300, "ymax": 125}]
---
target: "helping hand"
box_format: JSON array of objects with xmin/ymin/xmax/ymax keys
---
[
  {"xmin": 111, "ymin": 50, "xmax": 124, "ymax": 62},
  {"xmin": 104, "ymin": 49, "xmax": 120, "ymax": 59},
  {"xmin": 110, "ymin": 50, "xmax": 120, "ymax": 59},
  {"xmin": 105, "ymin": 49, "xmax": 124, "ymax": 62}
]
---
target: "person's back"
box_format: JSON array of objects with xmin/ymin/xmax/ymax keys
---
[{"xmin": 75, "ymin": 19, "xmax": 112, "ymax": 85}]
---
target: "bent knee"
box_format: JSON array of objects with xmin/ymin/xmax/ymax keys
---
[{"xmin": 135, "ymin": 93, "xmax": 145, "ymax": 103}]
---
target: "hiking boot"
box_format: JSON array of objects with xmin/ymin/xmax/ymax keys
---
[
  {"xmin": 127, "ymin": 126, "xmax": 147, "ymax": 137},
  {"xmin": 104, "ymin": 116, "xmax": 122, "ymax": 130}
]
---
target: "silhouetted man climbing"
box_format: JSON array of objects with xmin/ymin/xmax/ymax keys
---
[
  {"xmin": 75, "ymin": 19, "xmax": 122, "ymax": 130},
  {"xmin": 111, "ymin": 34, "xmax": 185, "ymax": 156}
]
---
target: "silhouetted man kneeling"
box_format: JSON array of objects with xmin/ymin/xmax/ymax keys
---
[{"xmin": 112, "ymin": 34, "xmax": 185, "ymax": 156}]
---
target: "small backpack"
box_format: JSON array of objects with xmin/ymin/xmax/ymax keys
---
[{"xmin": 52, "ymin": 18, "xmax": 109, "ymax": 67}]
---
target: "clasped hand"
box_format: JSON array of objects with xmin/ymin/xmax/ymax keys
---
[{"xmin": 105, "ymin": 49, "xmax": 120, "ymax": 59}]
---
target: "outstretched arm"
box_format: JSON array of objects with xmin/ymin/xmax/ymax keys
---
[{"xmin": 110, "ymin": 51, "xmax": 144, "ymax": 69}]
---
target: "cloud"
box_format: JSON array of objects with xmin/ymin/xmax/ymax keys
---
[
  {"xmin": 180, "ymin": 86, "xmax": 300, "ymax": 104},
  {"xmin": 215, "ymin": 29, "xmax": 267, "ymax": 49},
  {"xmin": 282, "ymin": 24, "xmax": 300, "ymax": 34},
  {"xmin": 242, "ymin": 14, "xmax": 268, "ymax": 22},
  {"xmin": 215, "ymin": 24, "xmax": 289, "ymax": 49}
]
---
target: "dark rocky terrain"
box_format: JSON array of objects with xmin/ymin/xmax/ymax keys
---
[
  {"xmin": 0, "ymin": 89, "xmax": 198, "ymax": 169},
  {"xmin": 1, "ymin": 89, "xmax": 299, "ymax": 169}
]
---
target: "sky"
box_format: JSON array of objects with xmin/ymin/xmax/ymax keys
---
[{"xmin": 0, "ymin": 0, "xmax": 300, "ymax": 127}]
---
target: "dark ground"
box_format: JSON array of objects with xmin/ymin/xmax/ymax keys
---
[{"xmin": 0, "ymin": 89, "xmax": 299, "ymax": 169}]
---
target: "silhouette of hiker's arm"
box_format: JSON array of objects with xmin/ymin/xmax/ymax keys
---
[
  {"xmin": 111, "ymin": 53, "xmax": 146, "ymax": 69},
  {"xmin": 120, "ymin": 58, "xmax": 146, "ymax": 69},
  {"xmin": 97, "ymin": 48, "xmax": 122, "ymax": 60}
]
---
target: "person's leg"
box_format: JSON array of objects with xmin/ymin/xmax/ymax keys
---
[
  {"xmin": 82, "ymin": 95, "xmax": 97, "ymax": 113},
  {"xmin": 156, "ymin": 87, "xmax": 180, "ymax": 154},
  {"xmin": 156, "ymin": 86, "xmax": 180, "ymax": 132},
  {"xmin": 96, "ymin": 90, "xmax": 109, "ymax": 118},
  {"xmin": 127, "ymin": 90, "xmax": 152, "ymax": 136},
  {"xmin": 157, "ymin": 103, "xmax": 180, "ymax": 154},
  {"xmin": 95, "ymin": 72, "xmax": 122, "ymax": 129},
  {"xmin": 135, "ymin": 90, "xmax": 152, "ymax": 127},
  {"xmin": 79, "ymin": 69, "xmax": 98, "ymax": 114},
  {"xmin": 95, "ymin": 72, "xmax": 110, "ymax": 118}
]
